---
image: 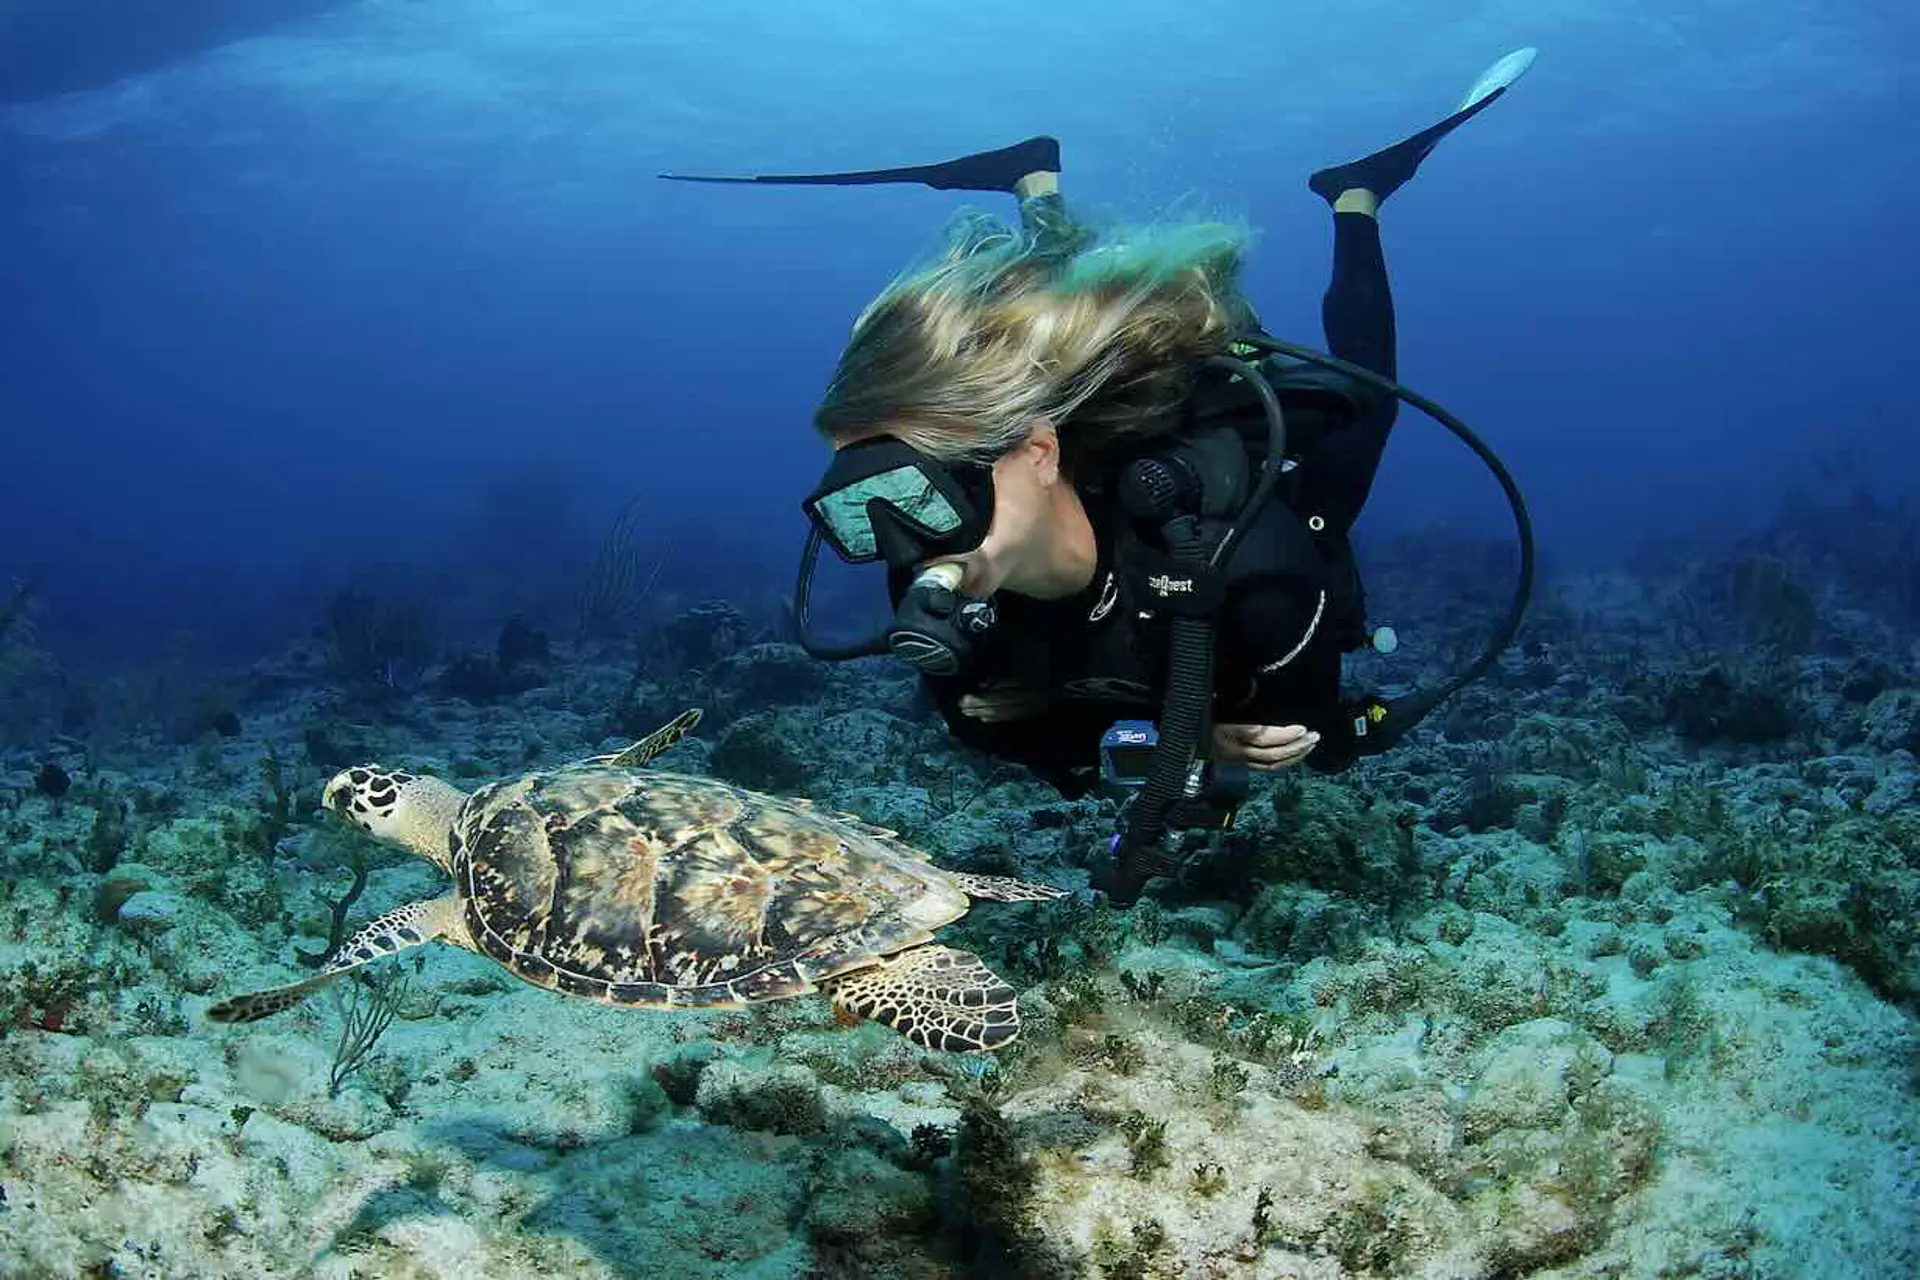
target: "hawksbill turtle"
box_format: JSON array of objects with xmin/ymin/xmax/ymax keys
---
[{"xmin": 207, "ymin": 709, "xmax": 1064, "ymax": 1051}]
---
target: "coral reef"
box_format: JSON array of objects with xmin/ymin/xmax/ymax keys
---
[{"xmin": 0, "ymin": 533, "xmax": 1915, "ymax": 1279}]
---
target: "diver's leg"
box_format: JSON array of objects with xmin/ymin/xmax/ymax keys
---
[
  {"xmin": 1323, "ymin": 200, "xmax": 1396, "ymax": 383},
  {"xmin": 1310, "ymin": 198, "xmax": 1399, "ymax": 534},
  {"xmin": 1015, "ymin": 169, "xmax": 1095, "ymax": 261}
]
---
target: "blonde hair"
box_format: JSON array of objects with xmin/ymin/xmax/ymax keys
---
[{"xmin": 814, "ymin": 207, "xmax": 1256, "ymax": 477}]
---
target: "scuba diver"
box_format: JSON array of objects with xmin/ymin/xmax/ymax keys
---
[{"xmin": 663, "ymin": 49, "xmax": 1538, "ymax": 903}]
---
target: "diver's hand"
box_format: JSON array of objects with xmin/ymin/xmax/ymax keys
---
[
  {"xmin": 957, "ymin": 682, "xmax": 1052, "ymax": 723},
  {"xmin": 1213, "ymin": 723, "xmax": 1319, "ymax": 769}
]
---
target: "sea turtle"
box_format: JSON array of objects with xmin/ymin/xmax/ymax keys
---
[{"xmin": 207, "ymin": 709, "xmax": 1064, "ymax": 1051}]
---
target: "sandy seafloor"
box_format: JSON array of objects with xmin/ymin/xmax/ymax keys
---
[{"xmin": 2, "ymin": 556, "xmax": 1916, "ymax": 1279}]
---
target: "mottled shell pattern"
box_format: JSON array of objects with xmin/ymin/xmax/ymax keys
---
[{"xmin": 449, "ymin": 765, "xmax": 970, "ymax": 1010}]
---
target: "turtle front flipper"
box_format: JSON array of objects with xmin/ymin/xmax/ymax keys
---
[
  {"xmin": 825, "ymin": 945, "xmax": 1021, "ymax": 1053},
  {"xmin": 594, "ymin": 708, "xmax": 703, "ymax": 768},
  {"xmin": 207, "ymin": 896, "xmax": 464, "ymax": 1024}
]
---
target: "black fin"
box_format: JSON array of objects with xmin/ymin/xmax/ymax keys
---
[
  {"xmin": 661, "ymin": 136, "xmax": 1060, "ymax": 195},
  {"xmin": 1308, "ymin": 88, "xmax": 1507, "ymax": 207}
]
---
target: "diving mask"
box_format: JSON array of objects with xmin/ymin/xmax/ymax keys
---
[
  {"xmin": 794, "ymin": 437, "xmax": 1002, "ymax": 669},
  {"xmin": 801, "ymin": 436, "xmax": 995, "ymax": 566}
]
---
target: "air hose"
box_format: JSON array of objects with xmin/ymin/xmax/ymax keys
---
[
  {"xmin": 1100, "ymin": 354, "xmax": 1287, "ymax": 904},
  {"xmin": 1107, "ymin": 532, "xmax": 1216, "ymax": 894}
]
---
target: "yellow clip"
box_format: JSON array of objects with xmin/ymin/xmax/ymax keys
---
[{"xmin": 1367, "ymin": 702, "xmax": 1388, "ymax": 724}]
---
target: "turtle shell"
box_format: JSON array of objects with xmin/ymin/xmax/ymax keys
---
[{"xmin": 450, "ymin": 766, "xmax": 968, "ymax": 1010}]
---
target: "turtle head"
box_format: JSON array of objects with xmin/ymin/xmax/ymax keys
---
[{"xmin": 324, "ymin": 766, "xmax": 467, "ymax": 871}]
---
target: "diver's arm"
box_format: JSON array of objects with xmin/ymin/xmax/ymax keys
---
[
  {"xmin": 921, "ymin": 675, "xmax": 1105, "ymax": 798},
  {"xmin": 1218, "ymin": 573, "xmax": 1358, "ymax": 774}
]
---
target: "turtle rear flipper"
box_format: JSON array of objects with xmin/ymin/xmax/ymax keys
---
[
  {"xmin": 207, "ymin": 896, "xmax": 463, "ymax": 1024},
  {"xmin": 826, "ymin": 945, "xmax": 1020, "ymax": 1053}
]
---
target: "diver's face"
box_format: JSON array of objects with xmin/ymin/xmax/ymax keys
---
[
  {"xmin": 924, "ymin": 425, "xmax": 1061, "ymax": 597},
  {"xmin": 824, "ymin": 422, "xmax": 1063, "ymax": 596}
]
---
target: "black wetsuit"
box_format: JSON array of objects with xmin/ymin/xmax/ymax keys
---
[{"xmin": 907, "ymin": 211, "xmax": 1401, "ymax": 799}]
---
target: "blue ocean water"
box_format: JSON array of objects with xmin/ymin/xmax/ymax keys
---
[
  {"xmin": 5, "ymin": 0, "xmax": 1913, "ymax": 662},
  {"xmin": 1, "ymin": 4, "xmax": 1916, "ymax": 1278}
]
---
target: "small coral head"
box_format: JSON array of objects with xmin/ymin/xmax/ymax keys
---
[{"xmin": 324, "ymin": 765, "xmax": 423, "ymax": 843}]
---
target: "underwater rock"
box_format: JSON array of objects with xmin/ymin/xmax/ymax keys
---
[
  {"xmin": 1472, "ymin": 1181, "xmax": 1595, "ymax": 1274},
  {"xmin": 709, "ymin": 712, "xmax": 811, "ymax": 793},
  {"xmin": 1166, "ymin": 902, "xmax": 1238, "ymax": 945},
  {"xmin": 1460, "ymin": 1018, "xmax": 1612, "ymax": 1140},
  {"xmin": 1863, "ymin": 687, "xmax": 1920, "ymax": 753},
  {"xmin": 33, "ymin": 761, "xmax": 69, "ymax": 798},
  {"xmin": 519, "ymin": 1127, "xmax": 813, "ymax": 1274},
  {"xmin": 1236, "ymin": 883, "xmax": 1376, "ymax": 963},
  {"xmin": 165, "ymin": 689, "xmax": 243, "ymax": 745},
  {"xmin": 1182, "ymin": 772, "xmax": 1414, "ymax": 907},
  {"xmin": 113, "ymin": 889, "xmax": 187, "ymax": 936},
  {"xmin": 138, "ymin": 1100, "xmax": 238, "ymax": 1173},
  {"xmin": 651, "ymin": 1040, "xmax": 727, "ymax": 1106},
  {"xmin": 777, "ymin": 1023, "xmax": 927, "ymax": 1095},
  {"xmin": 832, "ymin": 782, "xmax": 938, "ymax": 843},
  {"xmin": 1497, "ymin": 710, "xmax": 1635, "ymax": 782},
  {"xmin": 658, "ymin": 599, "xmax": 752, "ymax": 670},
  {"xmin": 435, "ymin": 621, "xmax": 553, "ymax": 703},
  {"xmin": 299, "ymin": 719, "xmax": 383, "ymax": 772},
  {"xmin": 695, "ymin": 1060, "xmax": 828, "ymax": 1136},
  {"xmin": 825, "ymin": 1113, "xmax": 918, "ymax": 1168},
  {"xmin": 709, "ymin": 642, "xmax": 829, "ymax": 710},
  {"xmin": 1863, "ymin": 763, "xmax": 1916, "ymax": 816},
  {"xmin": 801, "ymin": 1145, "xmax": 937, "ymax": 1256},
  {"xmin": 281, "ymin": 1083, "xmax": 397, "ymax": 1143},
  {"xmin": 434, "ymin": 652, "xmax": 518, "ymax": 702},
  {"xmin": 236, "ymin": 1108, "xmax": 351, "ymax": 1199},
  {"xmin": 495, "ymin": 614, "xmax": 550, "ymax": 671},
  {"xmin": 463, "ymin": 1061, "xmax": 669, "ymax": 1151},
  {"xmin": 1663, "ymin": 665, "xmax": 1796, "ymax": 744},
  {"xmin": 92, "ymin": 865, "xmax": 158, "ymax": 922}
]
